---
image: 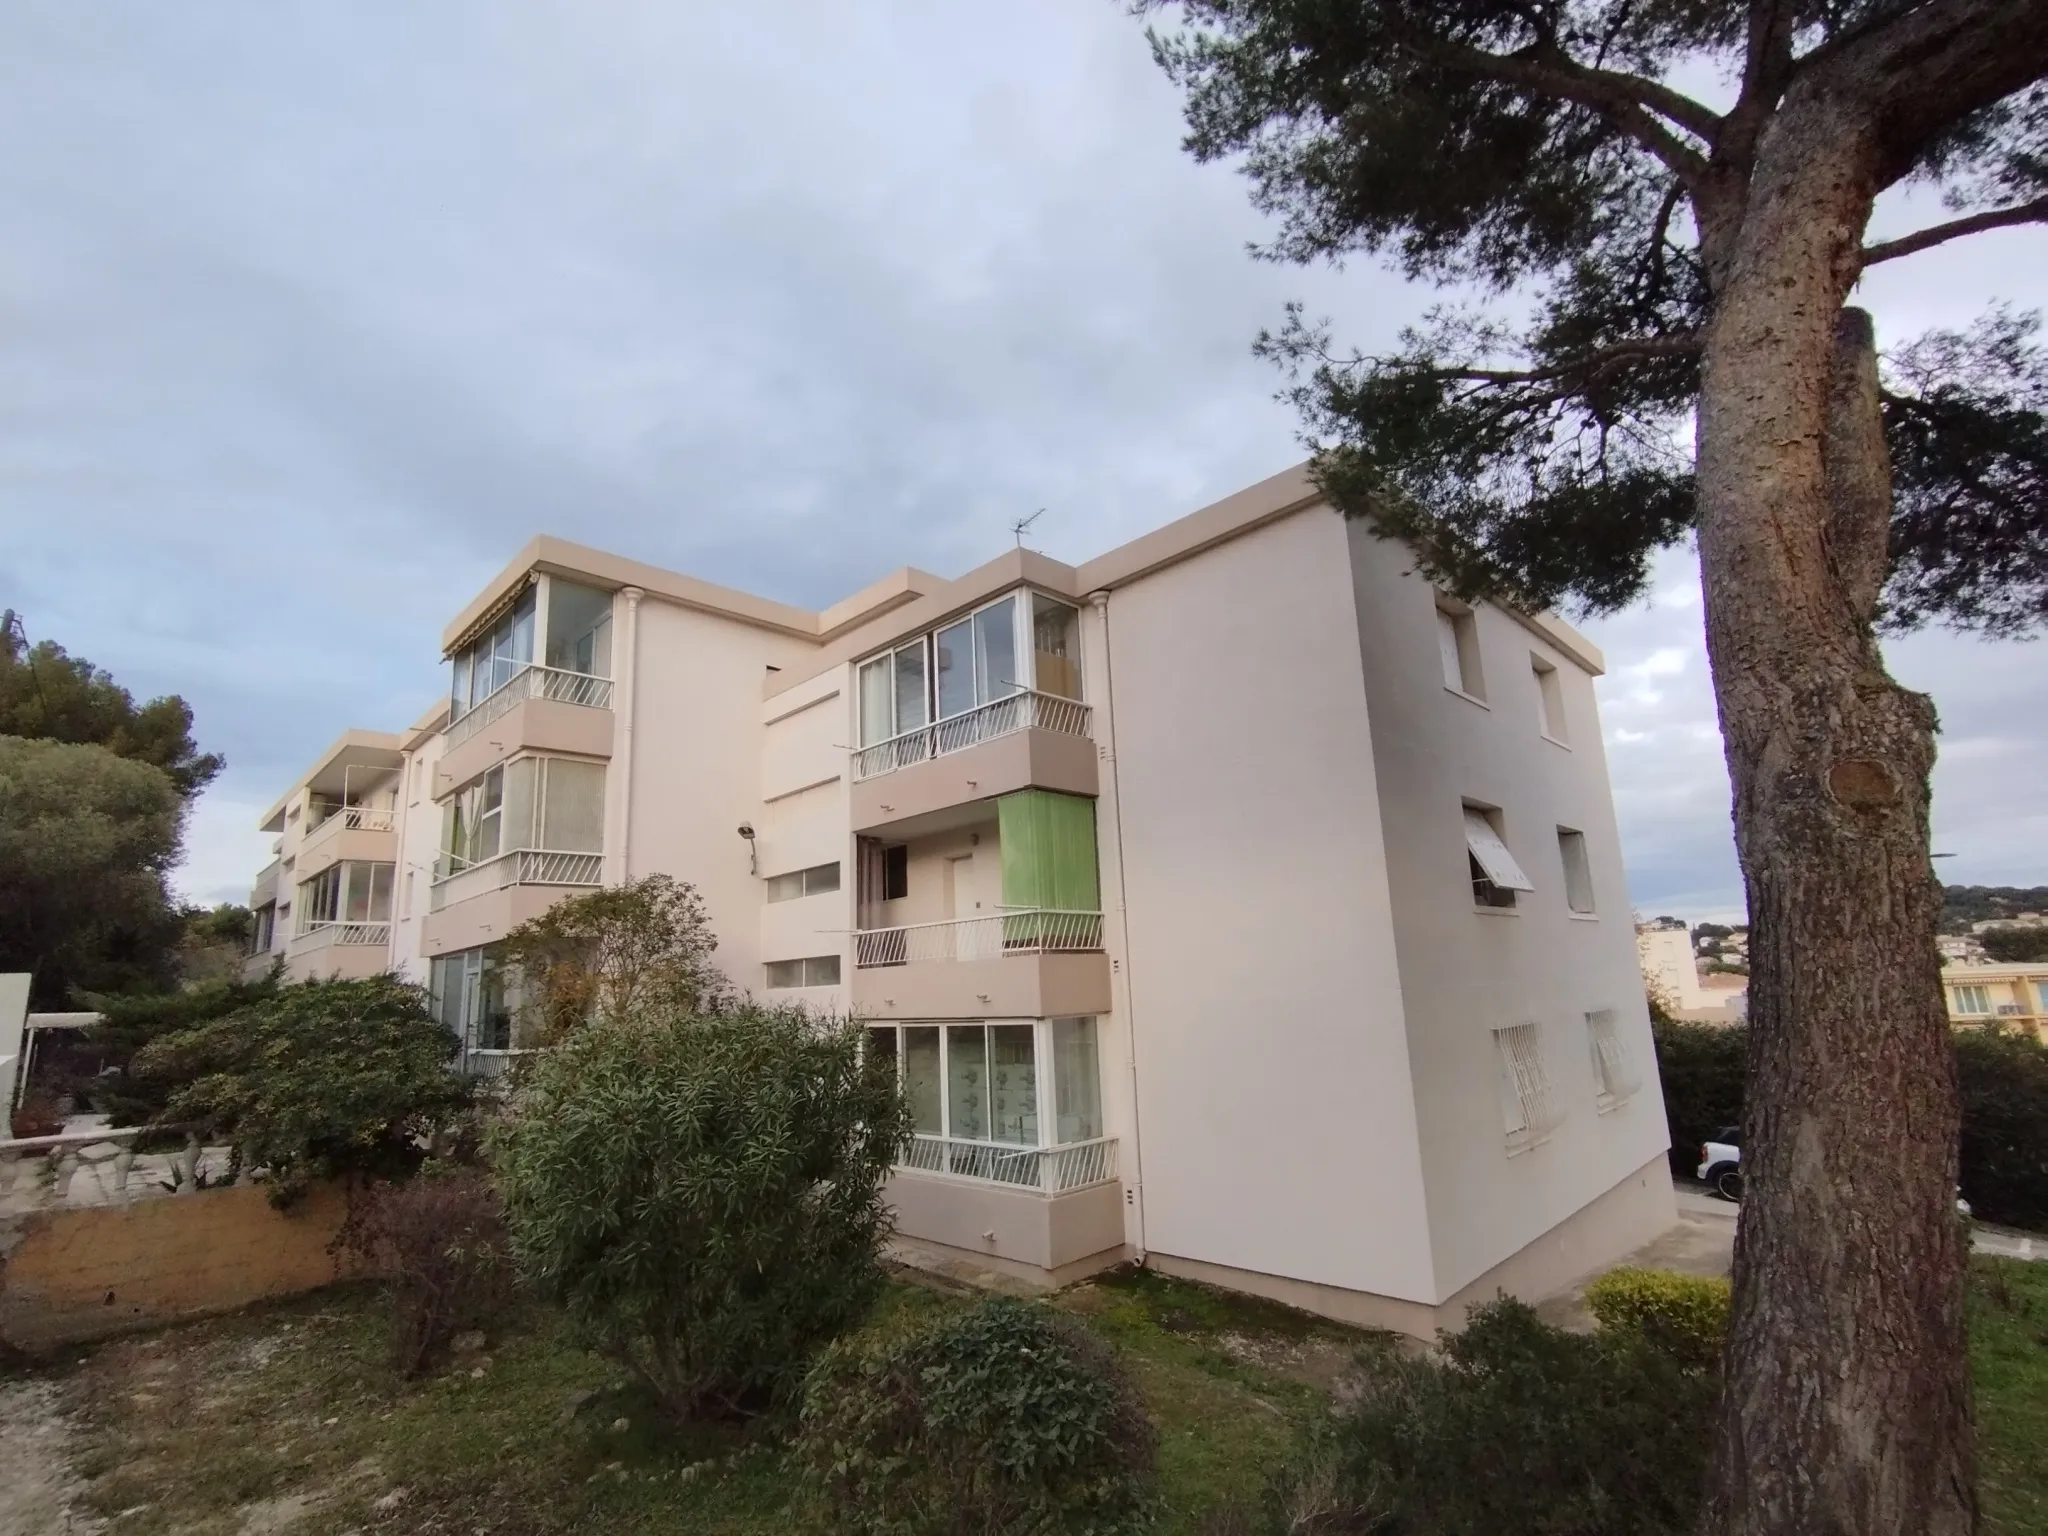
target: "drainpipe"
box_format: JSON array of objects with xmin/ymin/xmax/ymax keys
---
[
  {"xmin": 611, "ymin": 586, "xmax": 644, "ymax": 885},
  {"xmin": 1089, "ymin": 589, "xmax": 1148, "ymax": 1263}
]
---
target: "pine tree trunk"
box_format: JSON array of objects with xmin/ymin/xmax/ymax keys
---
[{"xmin": 1695, "ymin": 99, "xmax": 1974, "ymax": 1536}]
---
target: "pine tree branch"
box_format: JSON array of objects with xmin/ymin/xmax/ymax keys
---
[
  {"xmin": 1381, "ymin": 18, "xmax": 1721, "ymax": 190},
  {"xmin": 1861, "ymin": 196, "xmax": 2048, "ymax": 265},
  {"xmin": 1418, "ymin": 334, "xmax": 1702, "ymax": 386}
]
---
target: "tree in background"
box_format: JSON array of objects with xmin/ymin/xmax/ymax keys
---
[
  {"xmin": 1980, "ymin": 927, "xmax": 2048, "ymax": 965},
  {"xmin": 497, "ymin": 874, "xmax": 728, "ymax": 1043},
  {"xmin": 1148, "ymin": 5, "xmax": 2045, "ymax": 1530},
  {"xmin": 177, "ymin": 904, "xmax": 254, "ymax": 988},
  {"xmin": 77, "ymin": 972, "xmax": 280, "ymax": 1126},
  {"xmin": 1, "ymin": 610, "xmax": 224, "ymax": 796},
  {"xmin": 0, "ymin": 737, "xmax": 184, "ymax": 1007}
]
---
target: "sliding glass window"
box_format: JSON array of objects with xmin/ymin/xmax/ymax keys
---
[
  {"xmin": 442, "ymin": 757, "xmax": 605, "ymax": 870},
  {"xmin": 866, "ymin": 1018, "xmax": 1098, "ymax": 1150},
  {"xmin": 543, "ymin": 579, "xmax": 613, "ymax": 676},
  {"xmin": 449, "ymin": 586, "xmax": 536, "ymax": 721}
]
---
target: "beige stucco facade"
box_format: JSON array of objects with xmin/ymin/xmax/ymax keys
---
[{"xmin": 246, "ymin": 461, "xmax": 1677, "ymax": 1336}]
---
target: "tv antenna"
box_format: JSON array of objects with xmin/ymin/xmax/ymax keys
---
[{"xmin": 1011, "ymin": 508, "xmax": 1044, "ymax": 548}]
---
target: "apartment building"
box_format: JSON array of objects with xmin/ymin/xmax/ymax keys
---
[
  {"xmin": 243, "ymin": 730, "xmax": 404, "ymax": 983},
  {"xmin": 1943, "ymin": 962, "xmax": 2048, "ymax": 1044},
  {"xmin": 247, "ymin": 464, "xmax": 1677, "ymax": 1335}
]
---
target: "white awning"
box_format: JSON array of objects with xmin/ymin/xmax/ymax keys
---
[{"xmin": 1464, "ymin": 809, "xmax": 1535, "ymax": 891}]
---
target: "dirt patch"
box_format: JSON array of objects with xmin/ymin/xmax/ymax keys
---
[{"xmin": 0, "ymin": 1375, "xmax": 104, "ymax": 1536}]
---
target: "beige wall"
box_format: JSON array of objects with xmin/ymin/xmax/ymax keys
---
[
  {"xmin": 1342, "ymin": 520, "xmax": 1674, "ymax": 1301},
  {"xmin": 850, "ymin": 729, "xmax": 1098, "ymax": 833},
  {"xmin": 884, "ymin": 1171, "xmax": 1125, "ymax": 1274},
  {"xmin": 1637, "ymin": 927, "xmax": 1702, "ymax": 1011},
  {"xmin": 390, "ymin": 732, "xmax": 444, "ymax": 986},
  {"xmin": 1102, "ymin": 506, "xmax": 1440, "ymax": 1305},
  {"xmin": 625, "ymin": 600, "xmax": 817, "ymax": 991}
]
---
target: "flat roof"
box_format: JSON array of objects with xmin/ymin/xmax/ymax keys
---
[{"xmin": 258, "ymin": 728, "xmax": 405, "ymax": 831}]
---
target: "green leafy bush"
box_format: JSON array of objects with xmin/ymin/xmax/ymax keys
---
[
  {"xmin": 491, "ymin": 1003, "xmax": 908, "ymax": 1421},
  {"xmin": 1236, "ymin": 1299, "xmax": 1711, "ymax": 1536},
  {"xmin": 340, "ymin": 1168, "xmax": 518, "ymax": 1377},
  {"xmin": 76, "ymin": 973, "xmax": 279, "ymax": 1125},
  {"xmin": 1585, "ymin": 1267, "xmax": 1730, "ymax": 1370},
  {"xmin": 797, "ymin": 1296, "xmax": 1157, "ymax": 1536},
  {"xmin": 1650, "ymin": 1018, "xmax": 1747, "ymax": 1177},
  {"xmin": 1955, "ymin": 1026, "xmax": 2048, "ymax": 1230},
  {"xmin": 133, "ymin": 972, "xmax": 472, "ymax": 1205}
]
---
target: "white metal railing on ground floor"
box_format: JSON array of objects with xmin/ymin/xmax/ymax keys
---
[
  {"xmin": 291, "ymin": 921, "xmax": 391, "ymax": 948},
  {"xmin": 445, "ymin": 663, "xmax": 614, "ymax": 748},
  {"xmin": 899, "ymin": 1134, "xmax": 1118, "ymax": 1193},
  {"xmin": 851, "ymin": 689, "xmax": 1091, "ymax": 782},
  {"xmin": 429, "ymin": 847, "xmax": 604, "ymax": 911},
  {"xmin": 454, "ymin": 1048, "xmax": 530, "ymax": 1080},
  {"xmin": 855, "ymin": 909, "xmax": 1103, "ymax": 967}
]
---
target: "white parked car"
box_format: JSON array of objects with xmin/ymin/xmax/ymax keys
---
[{"xmin": 1698, "ymin": 1126, "xmax": 1971, "ymax": 1215}]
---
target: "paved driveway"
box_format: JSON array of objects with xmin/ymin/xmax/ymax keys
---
[{"xmin": 1676, "ymin": 1183, "xmax": 2045, "ymax": 1261}]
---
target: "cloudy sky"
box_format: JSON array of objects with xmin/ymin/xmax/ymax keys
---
[{"xmin": 2, "ymin": 3, "xmax": 2042, "ymax": 923}]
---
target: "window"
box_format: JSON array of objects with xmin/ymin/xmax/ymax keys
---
[
  {"xmin": 441, "ymin": 756, "xmax": 604, "ymax": 871},
  {"xmin": 295, "ymin": 861, "xmax": 394, "ymax": 931},
  {"xmin": 1436, "ymin": 596, "xmax": 1485, "ymax": 700},
  {"xmin": 543, "ymin": 579, "xmax": 613, "ymax": 676},
  {"xmin": 867, "ymin": 1019, "xmax": 1107, "ymax": 1153},
  {"xmin": 430, "ymin": 946, "xmax": 519, "ymax": 1052},
  {"xmin": 2038, "ymin": 982, "xmax": 2048, "ymax": 1014},
  {"xmin": 883, "ymin": 844, "xmax": 909, "ymax": 901},
  {"xmin": 1464, "ymin": 805, "xmax": 1533, "ymax": 909},
  {"xmin": 1557, "ymin": 828, "xmax": 1595, "ymax": 914},
  {"xmin": 249, "ymin": 904, "xmax": 276, "ymax": 955},
  {"xmin": 1032, "ymin": 595, "xmax": 1082, "ymax": 701},
  {"xmin": 1952, "ymin": 984, "xmax": 1992, "ymax": 1016},
  {"xmin": 449, "ymin": 584, "xmax": 536, "ymax": 720},
  {"xmin": 1493, "ymin": 1023, "xmax": 1562, "ymax": 1151},
  {"xmin": 765, "ymin": 954, "xmax": 842, "ymax": 988},
  {"xmin": 1585, "ymin": 1009, "xmax": 1639, "ymax": 1109},
  {"xmin": 1532, "ymin": 654, "xmax": 1568, "ymax": 742},
  {"xmin": 766, "ymin": 862, "xmax": 843, "ymax": 902}
]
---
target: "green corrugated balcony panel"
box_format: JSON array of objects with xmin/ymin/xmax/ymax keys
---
[{"xmin": 997, "ymin": 789, "xmax": 1100, "ymax": 948}]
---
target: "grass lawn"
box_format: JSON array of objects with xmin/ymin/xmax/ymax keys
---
[{"xmin": 30, "ymin": 1257, "xmax": 2048, "ymax": 1535}]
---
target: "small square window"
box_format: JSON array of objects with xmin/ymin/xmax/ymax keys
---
[
  {"xmin": 1585, "ymin": 1009, "xmax": 1639, "ymax": 1109},
  {"xmin": 1464, "ymin": 805, "xmax": 1533, "ymax": 909},
  {"xmin": 1436, "ymin": 597, "xmax": 1485, "ymax": 700},
  {"xmin": 883, "ymin": 845, "xmax": 909, "ymax": 901},
  {"xmin": 1532, "ymin": 655, "xmax": 1568, "ymax": 743},
  {"xmin": 1493, "ymin": 1023, "xmax": 1561, "ymax": 1151},
  {"xmin": 1557, "ymin": 828, "xmax": 1595, "ymax": 914}
]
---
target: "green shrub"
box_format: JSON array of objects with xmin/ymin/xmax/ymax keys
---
[
  {"xmin": 797, "ymin": 1296, "xmax": 1157, "ymax": 1536},
  {"xmin": 77, "ymin": 973, "xmax": 279, "ymax": 1125},
  {"xmin": 1956, "ymin": 1026, "xmax": 2048, "ymax": 1230},
  {"xmin": 133, "ymin": 972, "xmax": 473, "ymax": 1205},
  {"xmin": 1244, "ymin": 1299, "xmax": 1711, "ymax": 1536},
  {"xmin": 1650, "ymin": 1018, "xmax": 1748, "ymax": 1177},
  {"xmin": 490, "ymin": 1003, "xmax": 908, "ymax": 1422},
  {"xmin": 1584, "ymin": 1267, "xmax": 1729, "ymax": 1370}
]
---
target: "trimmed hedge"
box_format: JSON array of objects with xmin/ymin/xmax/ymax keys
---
[
  {"xmin": 1653, "ymin": 1017, "xmax": 2048, "ymax": 1230},
  {"xmin": 1585, "ymin": 1267, "xmax": 1729, "ymax": 1371}
]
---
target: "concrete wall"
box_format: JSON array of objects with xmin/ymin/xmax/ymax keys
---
[
  {"xmin": 753, "ymin": 663, "xmax": 852, "ymax": 1008},
  {"xmin": 1343, "ymin": 522, "xmax": 1675, "ymax": 1303},
  {"xmin": 851, "ymin": 729, "xmax": 1098, "ymax": 833},
  {"xmin": 627, "ymin": 601, "xmax": 817, "ymax": 992},
  {"xmin": 1102, "ymin": 506, "xmax": 1439, "ymax": 1306},
  {"xmin": 0, "ymin": 1182, "xmax": 360, "ymax": 1353},
  {"xmin": 885, "ymin": 1171, "xmax": 1125, "ymax": 1274}
]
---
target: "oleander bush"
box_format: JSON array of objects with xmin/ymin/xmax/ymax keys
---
[
  {"xmin": 797, "ymin": 1295, "xmax": 1158, "ymax": 1536},
  {"xmin": 491, "ymin": 1003, "xmax": 908, "ymax": 1422}
]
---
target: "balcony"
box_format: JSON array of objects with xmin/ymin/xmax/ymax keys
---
[
  {"xmin": 850, "ymin": 691, "xmax": 1096, "ymax": 833},
  {"xmin": 900, "ymin": 1133, "xmax": 1117, "ymax": 1192},
  {"xmin": 422, "ymin": 847, "xmax": 605, "ymax": 958},
  {"xmin": 851, "ymin": 910, "xmax": 1110, "ymax": 1019},
  {"xmin": 283, "ymin": 921, "xmax": 392, "ymax": 981},
  {"xmin": 439, "ymin": 664, "xmax": 614, "ymax": 794},
  {"xmin": 887, "ymin": 1136, "xmax": 1125, "ymax": 1278},
  {"xmin": 298, "ymin": 803, "xmax": 398, "ymax": 876},
  {"xmin": 249, "ymin": 858, "xmax": 281, "ymax": 911}
]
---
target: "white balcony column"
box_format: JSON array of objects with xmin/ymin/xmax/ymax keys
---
[{"xmin": 604, "ymin": 585, "xmax": 644, "ymax": 887}]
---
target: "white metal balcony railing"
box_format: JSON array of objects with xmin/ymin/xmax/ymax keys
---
[
  {"xmin": 429, "ymin": 847, "xmax": 605, "ymax": 911},
  {"xmin": 899, "ymin": 1134, "xmax": 1118, "ymax": 1193},
  {"xmin": 854, "ymin": 909, "xmax": 1104, "ymax": 968},
  {"xmin": 445, "ymin": 663, "xmax": 614, "ymax": 750},
  {"xmin": 291, "ymin": 921, "xmax": 392, "ymax": 948},
  {"xmin": 308, "ymin": 803, "xmax": 398, "ymax": 835},
  {"xmin": 851, "ymin": 689, "xmax": 1091, "ymax": 783}
]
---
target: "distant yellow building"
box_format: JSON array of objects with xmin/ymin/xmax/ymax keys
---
[{"xmin": 1942, "ymin": 963, "xmax": 2048, "ymax": 1044}]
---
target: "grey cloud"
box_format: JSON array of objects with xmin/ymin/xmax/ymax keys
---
[{"xmin": 0, "ymin": 1, "xmax": 2040, "ymax": 913}]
